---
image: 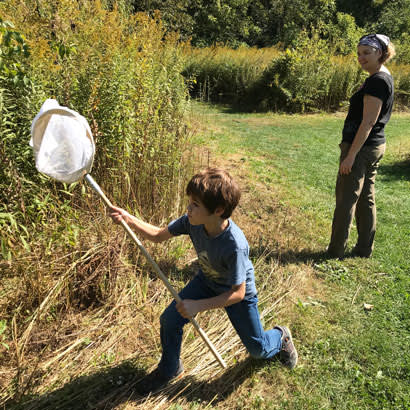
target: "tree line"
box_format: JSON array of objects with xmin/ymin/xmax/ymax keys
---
[{"xmin": 128, "ymin": 0, "xmax": 410, "ymax": 51}]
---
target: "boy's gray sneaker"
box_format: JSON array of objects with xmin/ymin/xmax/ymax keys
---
[{"xmin": 275, "ymin": 326, "xmax": 298, "ymax": 369}]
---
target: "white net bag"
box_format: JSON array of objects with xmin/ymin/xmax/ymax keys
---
[{"xmin": 30, "ymin": 99, "xmax": 95, "ymax": 184}]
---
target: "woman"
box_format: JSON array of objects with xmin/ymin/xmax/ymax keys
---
[{"xmin": 328, "ymin": 34, "xmax": 395, "ymax": 258}]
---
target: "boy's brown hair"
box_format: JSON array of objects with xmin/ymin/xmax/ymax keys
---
[{"xmin": 186, "ymin": 168, "xmax": 241, "ymax": 219}]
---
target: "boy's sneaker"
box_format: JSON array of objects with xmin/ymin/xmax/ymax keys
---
[
  {"xmin": 137, "ymin": 361, "xmax": 184, "ymax": 395},
  {"xmin": 275, "ymin": 326, "xmax": 298, "ymax": 369}
]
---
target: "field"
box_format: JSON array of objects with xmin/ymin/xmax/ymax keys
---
[
  {"xmin": 183, "ymin": 103, "xmax": 410, "ymax": 409},
  {"xmin": 3, "ymin": 103, "xmax": 409, "ymax": 409},
  {"xmin": 1, "ymin": 1, "xmax": 410, "ymax": 408}
]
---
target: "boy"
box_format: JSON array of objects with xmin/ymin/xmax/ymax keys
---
[{"xmin": 108, "ymin": 168, "xmax": 297, "ymax": 393}]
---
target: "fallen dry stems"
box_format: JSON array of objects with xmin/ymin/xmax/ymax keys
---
[
  {"xmin": 1, "ymin": 249, "xmax": 306, "ymax": 410},
  {"xmin": 126, "ymin": 262, "xmax": 305, "ymax": 409},
  {"xmin": 18, "ymin": 246, "xmax": 104, "ymax": 360},
  {"xmin": 1, "ymin": 168, "xmax": 313, "ymax": 410}
]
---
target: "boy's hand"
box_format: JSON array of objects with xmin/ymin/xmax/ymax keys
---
[
  {"xmin": 108, "ymin": 205, "xmax": 131, "ymax": 225},
  {"xmin": 176, "ymin": 299, "xmax": 200, "ymax": 318}
]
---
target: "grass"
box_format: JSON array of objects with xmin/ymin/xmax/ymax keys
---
[
  {"xmin": 2, "ymin": 103, "xmax": 409, "ymax": 409},
  {"xmin": 185, "ymin": 102, "xmax": 410, "ymax": 409}
]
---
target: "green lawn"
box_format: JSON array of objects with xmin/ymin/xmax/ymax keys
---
[{"xmin": 190, "ymin": 103, "xmax": 410, "ymax": 409}]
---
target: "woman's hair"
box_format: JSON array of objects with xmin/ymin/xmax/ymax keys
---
[
  {"xmin": 186, "ymin": 168, "xmax": 241, "ymax": 219},
  {"xmin": 380, "ymin": 42, "xmax": 396, "ymax": 64}
]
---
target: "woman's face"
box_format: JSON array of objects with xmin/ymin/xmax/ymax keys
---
[{"xmin": 357, "ymin": 45, "xmax": 382, "ymax": 73}]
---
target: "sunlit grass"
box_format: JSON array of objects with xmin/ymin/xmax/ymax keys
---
[{"xmin": 188, "ymin": 102, "xmax": 410, "ymax": 409}]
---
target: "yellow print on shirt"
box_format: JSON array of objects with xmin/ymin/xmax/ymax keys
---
[{"xmin": 198, "ymin": 251, "xmax": 221, "ymax": 282}]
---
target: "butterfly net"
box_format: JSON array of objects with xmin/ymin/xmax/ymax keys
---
[{"xmin": 30, "ymin": 99, "xmax": 95, "ymax": 184}]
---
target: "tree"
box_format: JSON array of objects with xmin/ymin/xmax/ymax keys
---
[
  {"xmin": 131, "ymin": 0, "xmax": 194, "ymax": 40},
  {"xmin": 187, "ymin": 0, "xmax": 259, "ymax": 46},
  {"xmin": 336, "ymin": 0, "xmax": 383, "ymax": 28},
  {"xmin": 373, "ymin": 0, "xmax": 410, "ymax": 39},
  {"xmin": 255, "ymin": 0, "xmax": 338, "ymax": 47},
  {"xmin": 325, "ymin": 12, "xmax": 364, "ymax": 55},
  {"xmin": 129, "ymin": 0, "xmax": 409, "ymax": 48}
]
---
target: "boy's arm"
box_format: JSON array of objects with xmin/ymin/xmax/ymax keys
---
[
  {"xmin": 108, "ymin": 205, "xmax": 172, "ymax": 243},
  {"xmin": 176, "ymin": 282, "xmax": 246, "ymax": 318}
]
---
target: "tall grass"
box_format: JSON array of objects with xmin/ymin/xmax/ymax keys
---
[
  {"xmin": 182, "ymin": 37, "xmax": 410, "ymax": 112},
  {"xmin": 2, "ymin": 1, "xmax": 189, "ymax": 217},
  {"xmin": 0, "ymin": 1, "xmax": 193, "ymax": 403},
  {"xmin": 182, "ymin": 45, "xmax": 280, "ymax": 104},
  {"xmin": 390, "ymin": 62, "xmax": 410, "ymax": 107},
  {"xmin": 0, "ymin": 0, "xmax": 191, "ymax": 256}
]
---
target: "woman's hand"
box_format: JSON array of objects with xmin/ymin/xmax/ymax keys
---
[
  {"xmin": 339, "ymin": 154, "xmax": 356, "ymax": 175},
  {"xmin": 176, "ymin": 299, "xmax": 200, "ymax": 318},
  {"xmin": 108, "ymin": 205, "xmax": 131, "ymax": 225}
]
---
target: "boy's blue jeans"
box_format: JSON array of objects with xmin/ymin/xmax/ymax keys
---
[{"xmin": 158, "ymin": 274, "xmax": 282, "ymax": 377}]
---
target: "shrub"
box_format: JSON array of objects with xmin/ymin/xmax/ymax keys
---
[
  {"xmin": 394, "ymin": 33, "xmax": 410, "ymax": 65},
  {"xmin": 0, "ymin": 1, "xmax": 191, "ymax": 320},
  {"xmin": 182, "ymin": 31, "xmax": 410, "ymax": 113},
  {"xmin": 0, "ymin": 1, "xmax": 190, "ymax": 258},
  {"xmin": 182, "ymin": 45, "xmax": 279, "ymax": 103},
  {"xmin": 390, "ymin": 62, "xmax": 410, "ymax": 108},
  {"xmin": 248, "ymin": 30, "xmax": 363, "ymax": 112}
]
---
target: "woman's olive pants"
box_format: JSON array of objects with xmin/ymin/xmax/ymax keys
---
[{"xmin": 328, "ymin": 141, "xmax": 386, "ymax": 258}]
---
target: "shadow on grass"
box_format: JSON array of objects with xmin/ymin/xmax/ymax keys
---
[
  {"xmin": 379, "ymin": 158, "xmax": 410, "ymax": 182},
  {"xmin": 156, "ymin": 258, "xmax": 201, "ymax": 284},
  {"xmin": 250, "ymin": 244, "xmax": 330, "ymax": 266},
  {"xmin": 8, "ymin": 356, "xmax": 272, "ymax": 410},
  {"xmin": 6, "ymin": 360, "xmax": 146, "ymax": 410},
  {"xmin": 193, "ymin": 100, "xmax": 259, "ymax": 115}
]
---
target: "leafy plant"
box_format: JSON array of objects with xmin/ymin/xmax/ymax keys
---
[{"xmin": 0, "ymin": 18, "xmax": 30, "ymax": 84}]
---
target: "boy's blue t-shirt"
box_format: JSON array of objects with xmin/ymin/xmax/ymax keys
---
[{"xmin": 168, "ymin": 214, "xmax": 257, "ymax": 300}]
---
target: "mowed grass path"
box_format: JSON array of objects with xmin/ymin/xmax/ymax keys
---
[{"xmin": 191, "ymin": 103, "xmax": 410, "ymax": 409}]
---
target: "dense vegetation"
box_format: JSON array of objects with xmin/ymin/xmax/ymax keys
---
[
  {"xmin": 1, "ymin": 3, "xmax": 191, "ymax": 401},
  {"xmin": 0, "ymin": 0, "xmax": 409, "ymax": 408},
  {"xmin": 182, "ymin": 37, "xmax": 410, "ymax": 112},
  {"xmin": 130, "ymin": 1, "xmax": 410, "ymax": 112},
  {"xmin": 131, "ymin": 0, "xmax": 410, "ymax": 59},
  {"xmin": 1, "ymin": 0, "xmax": 189, "ymax": 256}
]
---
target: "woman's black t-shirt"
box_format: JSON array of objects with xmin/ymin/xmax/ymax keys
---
[{"xmin": 342, "ymin": 71, "xmax": 394, "ymax": 146}]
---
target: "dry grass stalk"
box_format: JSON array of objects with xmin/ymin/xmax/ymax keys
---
[
  {"xmin": 18, "ymin": 246, "xmax": 103, "ymax": 360},
  {"xmin": 1, "ymin": 246, "xmax": 306, "ymax": 410}
]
